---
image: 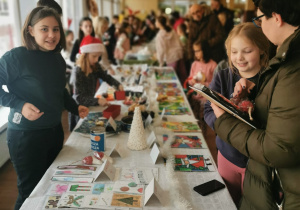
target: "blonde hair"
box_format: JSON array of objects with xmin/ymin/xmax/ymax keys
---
[
  {"xmin": 225, "ymin": 22, "xmax": 269, "ymax": 70},
  {"xmin": 94, "ymin": 17, "xmax": 109, "ymax": 38},
  {"xmin": 76, "ymin": 54, "xmax": 93, "ymax": 76}
]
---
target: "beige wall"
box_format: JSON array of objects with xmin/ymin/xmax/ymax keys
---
[{"xmin": 122, "ymin": 0, "xmax": 158, "ymax": 20}]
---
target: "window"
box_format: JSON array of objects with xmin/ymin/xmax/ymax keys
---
[{"xmin": 0, "ymin": 0, "xmax": 8, "ymax": 16}]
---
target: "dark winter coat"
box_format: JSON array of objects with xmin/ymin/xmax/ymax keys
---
[{"xmin": 214, "ymin": 28, "xmax": 300, "ymax": 209}]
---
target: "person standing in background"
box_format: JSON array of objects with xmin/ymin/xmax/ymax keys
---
[
  {"xmin": 188, "ymin": 4, "xmax": 226, "ymax": 64},
  {"xmin": 210, "ymin": 0, "xmax": 234, "ymax": 37},
  {"xmin": 93, "ymin": 17, "xmax": 115, "ymax": 75},
  {"xmin": 70, "ymin": 17, "xmax": 95, "ymax": 62},
  {"xmin": 155, "ymin": 15, "xmax": 187, "ymax": 84}
]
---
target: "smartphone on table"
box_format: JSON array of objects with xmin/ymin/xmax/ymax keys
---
[{"xmin": 193, "ymin": 179, "xmax": 225, "ymax": 196}]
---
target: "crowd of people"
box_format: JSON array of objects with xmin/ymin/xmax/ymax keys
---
[{"xmin": 0, "ymin": 0, "xmax": 299, "ymax": 209}]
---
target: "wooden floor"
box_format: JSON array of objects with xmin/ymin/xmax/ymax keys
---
[{"xmin": 0, "ymin": 111, "xmax": 217, "ymax": 210}]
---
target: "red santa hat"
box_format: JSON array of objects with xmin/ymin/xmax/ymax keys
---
[{"xmin": 79, "ymin": 35, "xmax": 105, "ymax": 54}]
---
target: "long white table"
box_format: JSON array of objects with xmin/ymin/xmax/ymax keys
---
[{"xmin": 21, "ymin": 66, "xmax": 236, "ymax": 210}]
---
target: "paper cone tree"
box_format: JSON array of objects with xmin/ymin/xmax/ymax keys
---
[{"xmin": 127, "ymin": 107, "xmax": 147, "ymax": 150}]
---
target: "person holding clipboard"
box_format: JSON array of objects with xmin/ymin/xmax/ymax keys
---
[{"xmin": 210, "ymin": 0, "xmax": 300, "ymax": 209}]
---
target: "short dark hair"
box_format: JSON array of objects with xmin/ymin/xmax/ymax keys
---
[
  {"xmin": 37, "ymin": 0, "xmax": 62, "ymax": 16},
  {"xmin": 254, "ymin": 0, "xmax": 300, "ymax": 27},
  {"xmin": 22, "ymin": 6, "xmax": 65, "ymax": 52},
  {"xmin": 193, "ymin": 39, "xmax": 212, "ymax": 63}
]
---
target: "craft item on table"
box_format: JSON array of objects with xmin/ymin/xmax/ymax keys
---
[
  {"xmin": 54, "ymin": 170, "xmax": 94, "ymax": 176},
  {"xmin": 92, "ymin": 183, "xmax": 114, "ymax": 194},
  {"xmin": 127, "ymin": 107, "xmax": 148, "ymax": 150},
  {"xmin": 81, "ymin": 194, "xmax": 101, "ymax": 208},
  {"xmin": 74, "ymin": 114, "xmax": 122, "ymax": 135},
  {"xmin": 114, "ymin": 90, "xmax": 126, "ymax": 100},
  {"xmin": 57, "ymin": 165, "xmax": 97, "ymax": 171},
  {"xmin": 147, "ymin": 131, "xmax": 157, "ymax": 148},
  {"xmin": 112, "ymin": 181, "xmax": 144, "ymax": 195},
  {"xmin": 94, "ymin": 151, "xmax": 113, "ymax": 164},
  {"xmin": 105, "ymin": 143, "xmax": 126, "ymax": 158},
  {"xmin": 97, "ymin": 160, "xmax": 117, "ymax": 181},
  {"xmin": 57, "ymin": 193, "xmax": 85, "ymax": 208},
  {"xmin": 157, "ymin": 95, "xmax": 185, "ymax": 103},
  {"xmin": 44, "ymin": 195, "xmax": 61, "ymax": 209},
  {"xmin": 82, "ymin": 156, "xmax": 103, "ymax": 165},
  {"xmin": 158, "ymin": 101, "xmax": 190, "ymax": 115},
  {"xmin": 51, "ymin": 176, "xmax": 94, "ymax": 183},
  {"xmin": 163, "ymin": 134, "xmax": 207, "ymax": 149},
  {"xmin": 150, "ymin": 143, "xmax": 161, "ymax": 164},
  {"xmin": 48, "ymin": 183, "xmax": 69, "ymax": 195},
  {"xmin": 69, "ymin": 183, "xmax": 92, "ymax": 192},
  {"xmin": 174, "ymin": 155, "xmax": 215, "ymax": 172},
  {"xmin": 144, "ymin": 178, "xmax": 166, "ymax": 206},
  {"xmin": 103, "ymin": 104, "xmax": 121, "ymax": 119},
  {"xmin": 94, "ymin": 81, "xmax": 115, "ymax": 101},
  {"xmin": 90, "ymin": 126, "xmax": 105, "ymax": 152},
  {"xmin": 155, "ymin": 68, "xmax": 177, "ymax": 80},
  {"xmin": 119, "ymin": 168, "xmax": 158, "ymax": 185},
  {"xmin": 81, "ymin": 193, "xmax": 113, "ymax": 208},
  {"xmin": 111, "ymin": 193, "xmax": 143, "ymax": 208},
  {"xmin": 161, "ymin": 122, "xmax": 201, "ymax": 132}
]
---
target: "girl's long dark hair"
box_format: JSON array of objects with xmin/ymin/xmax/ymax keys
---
[
  {"xmin": 157, "ymin": 16, "xmax": 172, "ymax": 32},
  {"xmin": 78, "ymin": 17, "xmax": 95, "ymax": 43}
]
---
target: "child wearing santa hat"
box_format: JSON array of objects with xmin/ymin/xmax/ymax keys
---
[{"xmin": 69, "ymin": 35, "xmax": 123, "ymax": 130}]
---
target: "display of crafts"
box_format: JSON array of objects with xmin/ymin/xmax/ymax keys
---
[
  {"xmin": 74, "ymin": 112, "xmax": 122, "ymax": 135},
  {"xmin": 155, "ymin": 67, "xmax": 177, "ymax": 80}
]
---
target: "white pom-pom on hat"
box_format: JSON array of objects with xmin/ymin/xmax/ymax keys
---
[{"xmin": 79, "ymin": 35, "xmax": 105, "ymax": 54}]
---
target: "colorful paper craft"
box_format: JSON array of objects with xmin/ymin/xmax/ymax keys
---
[
  {"xmin": 44, "ymin": 195, "xmax": 61, "ymax": 209},
  {"xmin": 112, "ymin": 181, "xmax": 144, "ymax": 195},
  {"xmin": 48, "ymin": 184, "xmax": 69, "ymax": 195},
  {"xmin": 74, "ymin": 112, "xmax": 122, "ymax": 134},
  {"xmin": 119, "ymin": 168, "xmax": 158, "ymax": 185},
  {"xmin": 111, "ymin": 193, "xmax": 143, "ymax": 208},
  {"xmin": 174, "ymin": 155, "xmax": 215, "ymax": 172},
  {"xmin": 163, "ymin": 134, "xmax": 207, "ymax": 149},
  {"xmin": 162, "ymin": 122, "xmax": 201, "ymax": 132},
  {"xmin": 158, "ymin": 102, "xmax": 189, "ymax": 115},
  {"xmin": 57, "ymin": 193, "xmax": 85, "ymax": 208},
  {"xmin": 155, "ymin": 68, "xmax": 177, "ymax": 80},
  {"xmin": 51, "ymin": 176, "xmax": 94, "ymax": 183},
  {"xmin": 54, "ymin": 170, "xmax": 93, "ymax": 176}
]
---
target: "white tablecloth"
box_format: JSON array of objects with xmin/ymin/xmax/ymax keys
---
[{"xmin": 21, "ymin": 67, "xmax": 236, "ymax": 210}]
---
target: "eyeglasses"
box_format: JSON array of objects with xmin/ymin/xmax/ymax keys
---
[{"xmin": 252, "ymin": 14, "xmax": 265, "ymax": 28}]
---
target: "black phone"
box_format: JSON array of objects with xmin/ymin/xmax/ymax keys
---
[{"xmin": 193, "ymin": 179, "xmax": 225, "ymax": 196}]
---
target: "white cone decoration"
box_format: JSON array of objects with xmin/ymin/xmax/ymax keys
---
[{"xmin": 127, "ymin": 107, "xmax": 147, "ymax": 150}]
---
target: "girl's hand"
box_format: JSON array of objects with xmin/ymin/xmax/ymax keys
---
[
  {"xmin": 233, "ymin": 78, "xmax": 256, "ymax": 99},
  {"xmin": 211, "ymin": 103, "xmax": 225, "ymax": 118},
  {"xmin": 78, "ymin": 105, "xmax": 89, "ymax": 118},
  {"xmin": 118, "ymin": 85, "xmax": 124, "ymax": 91},
  {"xmin": 21, "ymin": 103, "xmax": 44, "ymax": 121},
  {"xmin": 98, "ymin": 98, "xmax": 110, "ymax": 106}
]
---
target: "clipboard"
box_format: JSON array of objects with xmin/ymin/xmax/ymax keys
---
[{"xmin": 190, "ymin": 85, "xmax": 258, "ymax": 129}]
